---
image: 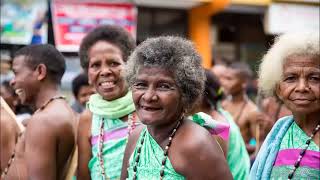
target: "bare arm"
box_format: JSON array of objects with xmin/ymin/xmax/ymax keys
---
[
  {"xmin": 120, "ymin": 125, "xmax": 144, "ymax": 180},
  {"xmin": 25, "ymin": 115, "xmax": 57, "ymax": 180},
  {"xmin": 77, "ymin": 110, "xmax": 92, "ymax": 180}
]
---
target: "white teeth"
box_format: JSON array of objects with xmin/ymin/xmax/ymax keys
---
[
  {"xmin": 15, "ymin": 89, "xmax": 23, "ymax": 95},
  {"xmin": 100, "ymin": 81, "xmax": 115, "ymax": 88}
]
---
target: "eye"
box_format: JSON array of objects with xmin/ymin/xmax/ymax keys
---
[
  {"xmin": 133, "ymin": 82, "xmax": 147, "ymax": 90},
  {"xmin": 283, "ymin": 75, "xmax": 296, "ymax": 82},
  {"xmin": 110, "ymin": 61, "xmax": 120, "ymax": 67},
  {"xmin": 157, "ymin": 83, "xmax": 173, "ymax": 91},
  {"xmin": 90, "ymin": 62, "xmax": 100, "ymax": 69},
  {"xmin": 309, "ymin": 75, "xmax": 320, "ymax": 82}
]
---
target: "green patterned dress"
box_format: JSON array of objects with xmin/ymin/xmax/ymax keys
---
[{"xmin": 270, "ymin": 122, "xmax": 320, "ymax": 179}]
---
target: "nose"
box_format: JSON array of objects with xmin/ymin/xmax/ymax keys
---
[
  {"xmin": 100, "ymin": 65, "xmax": 112, "ymax": 77},
  {"xmin": 142, "ymin": 88, "xmax": 158, "ymax": 102},
  {"xmin": 296, "ymin": 78, "xmax": 309, "ymax": 92}
]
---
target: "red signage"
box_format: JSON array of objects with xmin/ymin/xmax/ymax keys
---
[{"xmin": 51, "ymin": 0, "xmax": 137, "ymax": 52}]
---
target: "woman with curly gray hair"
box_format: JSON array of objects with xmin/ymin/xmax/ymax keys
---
[
  {"xmin": 120, "ymin": 36, "xmax": 232, "ymax": 180},
  {"xmin": 250, "ymin": 32, "xmax": 320, "ymax": 179}
]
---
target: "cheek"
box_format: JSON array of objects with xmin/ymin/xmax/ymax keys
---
[
  {"xmin": 88, "ymin": 71, "xmax": 97, "ymax": 85},
  {"xmin": 132, "ymin": 91, "xmax": 142, "ymax": 105}
]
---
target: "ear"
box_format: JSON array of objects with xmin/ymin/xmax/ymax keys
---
[
  {"xmin": 35, "ymin": 64, "xmax": 47, "ymax": 81},
  {"xmin": 275, "ymin": 84, "xmax": 283, "ymax": 101}
]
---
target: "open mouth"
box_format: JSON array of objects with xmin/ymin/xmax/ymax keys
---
[
  {"xmin": 15, "ymin": 88, "xmax": 24, "ymax": 96},
  {"xmin": 141, "ymin": 105, "xmax": 162, "ymax": 111},
  {"xmin": 98, "ymin": 81, "xmax": 116, "ymax": 89}
]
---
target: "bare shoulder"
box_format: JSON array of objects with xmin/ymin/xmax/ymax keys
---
[
  {"xmin": 175, "ymin": 120, "xmax": 220, "ymax": 154},
  {"xmin": 171, "ymin": 120, "xmax": 232, "ymax": 179}
]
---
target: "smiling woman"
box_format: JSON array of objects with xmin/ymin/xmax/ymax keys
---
[
  {"xmin": 250, "ymin": 32, "xmax": 320, "ymax": 180},
  {"xmin": 121, "ymin": 36, "xmax": 232, "ymax": 180},
  {"xmin": 77, "ymin": 25, "xmax": 138, "ymax": 180}
]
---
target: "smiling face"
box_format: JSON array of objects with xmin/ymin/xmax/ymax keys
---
[
  {"xmin": 10, "ymin": 55, "xmax": 38, "ymax": 105},
  {"xmin": 276, "ymin": 55, "xmax": 320, "ymax": 115},
  {"xmin": 87, "ymin": 40, "xmax": 128, "ymax": 101},
  {"xmin": 132, "ymin": 67, "xmax": 183, "ymax": 126}
]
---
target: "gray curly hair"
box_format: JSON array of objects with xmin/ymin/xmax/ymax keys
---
[
  {"xmin": 125, "ymin": 36, "xmax": 205, "ymax": 113},
  {"xmin": 258, "ymin": 31, "xmax": 320, "ymax": 97}
]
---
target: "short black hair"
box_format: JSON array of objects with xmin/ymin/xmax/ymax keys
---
[
  {"xmin": 204, "ymin": 69, "xmax": 224, "ymax": 109},
  {"xmin": 14, "ymin": 44, "xmax": 66, "ymax": 84},
  {"xmin": 228, "ymin": 62, "xmax": 253, "ymax": 80},
  {"xmin": 79, "ymin": 25, "xmax": 136, "ymax": 71},
  {"xmin": 72, "ymin": 73, "xmax": 89, "ymax": 97}
]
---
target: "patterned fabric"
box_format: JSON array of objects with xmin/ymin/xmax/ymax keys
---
[
  {"xmin": 270, "ymin": 121, "xmax": 320, "ymax": 179},
  {"xmin": 89, "ymin": 114, "xmax": 131, "ymax": 180},
  {"xmin": 218, "ymin": 108, "xmax": 250, "ymax": 180},
  {"xmin": 87, "ymin": 92, "xmax": 137, "ymax": 179},
  {"xmin": 127, "ymin": 128, "xmax": 185, "ymax": 180},
  {"xmin": 250, "ymin": 116, "xmax": 294, "ymax": 180},
  {"xmin": 191, "ymin": 112, "xmax": 230, "ymax": 140}
]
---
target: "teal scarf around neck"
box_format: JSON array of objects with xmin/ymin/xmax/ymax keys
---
[{"xmin": 87, "ymin": 91, "xmax": 135, "ymax": 119}]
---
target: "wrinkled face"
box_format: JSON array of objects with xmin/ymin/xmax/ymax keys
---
[
  {"xmin": 220, "ymin": 68, "xmax": 245, "ymax": 96},
  {"xmin": 10, "ymin": 55, "xmax": 38, "ymax": 105},
  {"xmin": 87, "ymin": 41, "xmax": 127, "ymax": 101},
  {"xmin": 276, "ymin": 56, "xmax": 320, "ymax": 115},
  {"xmin": 132, "ymin": 67, "xmax": 183, "ymax": 126},
  {"xmin": 77, "ymin": 85, "xmax": 95, "ymax": 106}
]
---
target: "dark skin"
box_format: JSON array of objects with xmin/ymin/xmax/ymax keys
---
[
  {"xmin": 221, "ymin": 68, "xmax": 272, "ymax": 154},
  {"xmin": 0, "ymin": 105, "xmax": 27, "ymax": 179},
  {"xmin": 275, "ymin": 56, "xmax": 320, "ymax": 146},
  {"xmin": 77, "ymin": 40, "xmax": 130, "ymax": 179},
  {"xmin": 10, "ymin": 55, "xmax": 76, "ymax": 179},
  {"xmin": 121, "ymin": 67, "xmax": 232, "ymax": 179}
]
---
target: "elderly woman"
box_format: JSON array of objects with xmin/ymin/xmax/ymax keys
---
[
  {"xmin": 121, "ymin": 36, "xmax": 232, "ymax": 180},
  {"xmin": 250, "ymin": 32, "xmax": 320, "ymax": 179}
]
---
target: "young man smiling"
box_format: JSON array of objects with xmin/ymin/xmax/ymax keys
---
[{"xmin": 10, "ymin": 44, "xmax": 76, "ymax": 179}]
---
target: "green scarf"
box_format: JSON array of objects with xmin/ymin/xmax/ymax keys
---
[{"xmin": 87, "ymin": 91, "xmax": 135, "ymax": 119}]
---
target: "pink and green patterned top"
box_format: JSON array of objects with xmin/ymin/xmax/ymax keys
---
[{"xmin": 270, "ymin": 121, "xmax": 320, "ymax": 179}]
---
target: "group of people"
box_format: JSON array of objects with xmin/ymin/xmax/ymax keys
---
[{"xmin": 0, "ymin": 24, "xmax": 319, "ymax": 180}]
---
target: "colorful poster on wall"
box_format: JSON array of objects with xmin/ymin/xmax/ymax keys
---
[
  {"xmin": 51, "ymin": 0, "xmax": 137, "ymax": 52},
  {"xmin": 0, "ymin": 0, "xmax": 48, "ymax": 45}
]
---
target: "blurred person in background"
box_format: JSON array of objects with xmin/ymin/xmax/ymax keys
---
[
  {"xmin": 251, "ymin": 32, "xmax": 320, "ymax": 179},
  {"xmin": 10, "ymin": 44, "xmax": 77, "ymax": 179},
  {"xmin": 121, "ymin": 36, "xmax": 232, "ymax": 180},
  {"xmin": 1, "ymin": 80, "xmax": 33, "ymax": 126},
  {"xmin": 220, "ymin": 62, "xmax": 273, "ymax": 155},
  {"xmin": 71, "ymin": 73, "xmax": 95, "ymax": 114},
  {"xmin": 195, "ymin": 69, "xmax": 250, "ymax": 179},
  {"xmin": 77, "ymin": 25, "xmax": 138, "ymax": 180},
  {"xmin": 1, "ymin": 97, "xmax": 27, "ymax": 179},
  {"xmin": 261, "ymin": 96, "xmax": 292, "ymax": 124}
]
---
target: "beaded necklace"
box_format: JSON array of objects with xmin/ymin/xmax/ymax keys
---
[
  {"xmin": 97, "ymin": 113, "xmax": 137, "ymax": 179},
  {"xmin": 288, "ymin": 122, "xmax": 320, "ymax": 179},
  {"xmin": 0, "ymin": 132, "xmax": 23, "ymax": 178},
  {"xmin": 131, "ymin": 118, "xmax": 183, "ymax": 180},
  {"xmin": 34, "ymin": 95, "xmax": 66, "ymax": 113},
  {"xmin": 1, "ymin": 95, "xmax": 65, "ymax": 178}
]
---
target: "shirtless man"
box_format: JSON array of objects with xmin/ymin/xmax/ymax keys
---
[
  {"xmin": 220, "ymin": 62, "xmax": 271, "ymax": 154},
  {"xmin": 10, "ymin": 44, "xmax": 76, "ymax": 179},
  {"xmin": 1, "ymin": 98, "xmax": 27, "ymax": 179}
]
